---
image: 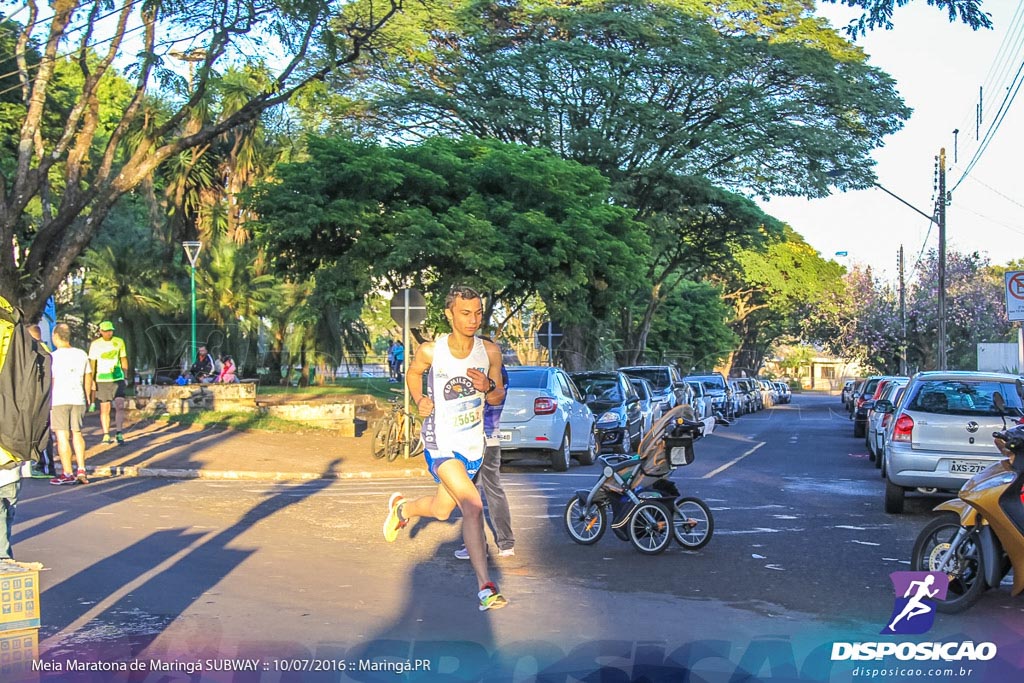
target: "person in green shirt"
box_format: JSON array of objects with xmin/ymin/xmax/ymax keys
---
[{"xmin": 88, "ymin": 320, "xmax": 129, "ymax": 445}]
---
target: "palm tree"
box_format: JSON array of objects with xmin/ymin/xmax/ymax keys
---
[
  {"xmin": 195, "ymin": 240, "xmax": 276, "ymax": 374},
  {"xmin": 82, "ymin": 241, "xmax": 185, "ymax": 380}
]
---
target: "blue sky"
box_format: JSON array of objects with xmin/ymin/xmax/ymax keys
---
[{"xmin": 759, "ymin": 0, "xmax": 1024, "ymax": 282}]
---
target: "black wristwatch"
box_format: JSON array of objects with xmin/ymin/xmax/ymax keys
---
[{"xmin": 485, "ymin": 378, "xmax": 497, "ymax": 394}]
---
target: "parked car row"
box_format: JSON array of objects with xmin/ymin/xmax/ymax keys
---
[
  {"xmin": 845, "ymin": 370, "xmax": 1024, "ymax": 514},
  {"xmin": 497, "ymin": 364, "xmax": 793, "ymax": 472}
]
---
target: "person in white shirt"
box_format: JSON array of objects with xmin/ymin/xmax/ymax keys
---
[
  {"xmin": 49, "ymin": 323, "xmax": 92, "ymax": 485},
  {"xmin": 382, "ymin": 286, "xmax": 509, "ymax": 611}
]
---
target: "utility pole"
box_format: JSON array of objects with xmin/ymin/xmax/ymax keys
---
[
  {"xmin": 899, "ymin": 245, "xmax": 907, "ymax": 376},
  {"xmin": 937, "ymin": 149, "xmax": 947, "ymax": 371}
]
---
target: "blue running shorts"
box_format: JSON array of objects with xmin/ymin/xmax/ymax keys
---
[{"xmin": 424, "ymin": 449, "xmax": 483, "ymax": 484}]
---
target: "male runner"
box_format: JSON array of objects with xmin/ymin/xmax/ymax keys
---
[{"xmin": 383, "ymin": 286, "xmax": 508, "ymax": 611}]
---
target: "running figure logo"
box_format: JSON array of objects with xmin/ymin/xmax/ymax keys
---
[{"xmin": 882, "ymin": 571, "xmax": 948, "ymax": 635}]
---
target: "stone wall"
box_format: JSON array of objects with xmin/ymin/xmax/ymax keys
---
[
  {"xmin": 131, "ymin": 383, "xmax": 258, "ymax": 414},
  {"xmin": 129, "ymin": 383, "xmax": 363, "ymax": 436}
]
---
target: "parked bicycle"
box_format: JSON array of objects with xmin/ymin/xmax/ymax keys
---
[{"xmin": 372, "ymin": 398, "xmax": 425, "ymax": 461}]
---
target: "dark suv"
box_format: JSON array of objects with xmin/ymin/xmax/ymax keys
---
[
  {"xmin": 688, "ymin": 372, "xmax": 732, "ymax": 418},
  {"xmin": 620, "ymin": 365, "xmax": 687, "ymax": 421}
]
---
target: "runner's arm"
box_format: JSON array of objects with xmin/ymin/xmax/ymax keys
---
[
  {"xmin": 119, "ymin": 341, "xmax": 129, "ymax": 375},
  {"xmin": 483, "ymin": 341, "xmax": 506, "ymax": 406},
  {"xmin": 407, "ymin": 342, "xmax": 435, "ymax": 416}
]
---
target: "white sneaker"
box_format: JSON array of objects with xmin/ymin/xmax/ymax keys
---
[{"xmin": 454, "ymin": 545, "xmax": 511, "ymax": 560}]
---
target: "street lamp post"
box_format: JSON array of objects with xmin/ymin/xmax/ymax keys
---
[{"xmin": 183, "ymin": 241, "xmax": 203, "ymax": 366}]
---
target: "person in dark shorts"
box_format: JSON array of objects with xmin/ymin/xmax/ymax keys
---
[
  {"xmin": 49, "ymin": 323, "xmax": 92, "ymax": 484},
  {"xmin": 88, "ymin": 320, "xmax": 128, "ymax": 445}
]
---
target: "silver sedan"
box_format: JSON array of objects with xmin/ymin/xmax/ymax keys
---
[{"xmin": 498, "ymin": 366, "xmax": 598, "ymax": 471}]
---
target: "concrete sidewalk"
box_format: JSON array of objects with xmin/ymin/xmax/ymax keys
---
[{"xmin": 41, "ymin": 413, "xmax": 432, "ymax": 482}]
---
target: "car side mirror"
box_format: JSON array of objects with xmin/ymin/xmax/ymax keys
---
[
  {"xmin": 875, "ymin": 399, "xmax": 894, "ymax": 414},
  {"xmin": 627, "ymin": 397, "xmax": 640, "ymax": 405}
]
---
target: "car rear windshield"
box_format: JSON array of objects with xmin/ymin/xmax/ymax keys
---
[
  {"xmin": 506, "ymin": 369, "xmax": 548, "ymax": 389},
  {"xmin": 861, "ymin": 378, "xmax": 882, "ymax": 396},
  {"xmin": 689, "ymin": 375, "xmax": 726, "ymax": 391},
  {"xmin": 575, "ymin": 377, "xmax": 623, "ymax": 402},
  {"xmin": 622, "ymin": 368, "xmax": 670, "ymax": 390},
  {"xmin": 629, "ymin": 379, "xmax": 650, "ymax": 399},
  {"xmin": 905, "ymin": 380, "xmax": 1024, "ymax": 417}
]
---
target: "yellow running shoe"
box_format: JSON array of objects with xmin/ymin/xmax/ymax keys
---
[
  {"xmin": 383, "ymin": 493, "xmax": 407, "ymax": 542},
  {"xmin": 478, "ymin": 583, "xmax": 508, "ymax": 611}
]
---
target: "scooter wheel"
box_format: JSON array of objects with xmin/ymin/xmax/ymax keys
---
[
  {"xmin": 564, "ymin": 498, "xmax": 606, "ymax": 545},
  {"xmin": 628, "ymin": 501, "xmax": 672, "ymax": 555},
  {"xmin": 673, "ymin": 497, "xmax": 714, "ymax": 549},
  {"xmin": 911, "ymin": 514, "xmax": 986, "ymax": 613}
]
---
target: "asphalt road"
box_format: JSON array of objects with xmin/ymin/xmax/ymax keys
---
[{"xmin": 14, "ymin": 394, "xmax": 1024, "ymax": 682}]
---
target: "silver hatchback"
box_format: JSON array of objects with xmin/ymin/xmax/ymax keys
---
[{"xmin": 883, "ymin": 371, "xmax": 1024, "ymax": 513}]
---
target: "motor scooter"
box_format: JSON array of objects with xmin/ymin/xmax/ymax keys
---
[{"xmin": 911, "ymin": 385, "xmax": 1024, "ymax": 612}]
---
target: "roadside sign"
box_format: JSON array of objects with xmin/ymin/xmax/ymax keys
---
[
  {"xmin": 1006, "ymin": 271, "xmax": 1024, "ymax": 322},
  {"xmin": 390, "ymin": 289, "xmax": 427, "ymax": 328},
  {"xmin": 535, "ymin": 321, "xmax": 563, "ymax": 351}
]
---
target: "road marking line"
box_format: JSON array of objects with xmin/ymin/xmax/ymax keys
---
[{"xmin": 701, "ymin": 442, "xmax": 766, "ymax": 479}]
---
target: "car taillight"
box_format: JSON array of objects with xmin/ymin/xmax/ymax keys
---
[
  {"xmin": 892, "ymin": 414, "xmax": 914, "ymax": 442},
  {"xmin": 534, "ymin": 397, "xmax": 557, "ymax": 415}
]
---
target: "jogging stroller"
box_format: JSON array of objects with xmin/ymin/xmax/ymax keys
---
[{"xmin": 563, "ymin": 404, "xmax": 715, "ymax": 555}]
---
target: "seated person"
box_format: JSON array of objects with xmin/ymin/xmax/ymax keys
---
[
  {"xmin": 216, "ymin": 355, "xmax": 238, "ymax": 383},
  {"xmin": 189, "ymin": 345, "xmax": 215, "ymax": 383}
]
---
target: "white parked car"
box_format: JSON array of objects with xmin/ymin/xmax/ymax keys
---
[{"xmin": 498, "ymin": 366, "xmax": 598, "ymax": 471}]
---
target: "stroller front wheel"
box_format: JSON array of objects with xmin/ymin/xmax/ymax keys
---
[
  {"xmin": 628, "ymin": 501, "xmax": 672, "ymax": 555},
  {"xmin": 673, "ymin": 497, "xmax": 714, "ymax": 549},
  {"xmin": 564, "ymin": 498, "xmax": 607, "ymax": 545}
]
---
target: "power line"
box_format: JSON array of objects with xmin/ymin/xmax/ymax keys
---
[
  {"xmin": 950, "ymin": 54, "xmax": 1024, "ymax": 192},
  {"xmin": 950, "ymin": 4, "xmax": 1024, "ymax": 188},
  {"xmin": 954, "ymin": 203, "xmax": 1024, "ymax": 238},
  {"xmin": 965, "ymin": 174, "xmax": 1024, "ymax": 212}
]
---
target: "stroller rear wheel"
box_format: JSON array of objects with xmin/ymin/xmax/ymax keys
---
[
  {"xmin": 673, "ymin": 497, "xmax": 713, "ymax": 549},
  {"xmin": 564, "ymin": 498, "xmax": 607, "ymax": 545},
  {"xmin": 628, "ymin": 501, "xmax": 672, "ymax": 555}
]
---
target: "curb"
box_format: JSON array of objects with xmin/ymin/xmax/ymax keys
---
[{"xmin": 87, "ymin": 466, "xmax": 431, "ymax": 481}]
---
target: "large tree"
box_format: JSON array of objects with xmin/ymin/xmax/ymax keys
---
[
  {"xmin": 341, "ymin": 0, "xmax": 910, "ymax": 363},
  {"xmin": 718, "ymin": 227, "xmax": 846, "ymax": 376},
  {"xmin": 1, "ymin": 0, "xmax": 403, "ymax": 319},
  {"xmin": 248, "ymin": 135, "xmax": 646, "ymax": 369},
  {"xmin": 906, "ymin": 250, "xmax": 1014, "ymax": 371},
  {"xmin": 822, "ymin": 0, "xmax": 992, "ymax": 36}
]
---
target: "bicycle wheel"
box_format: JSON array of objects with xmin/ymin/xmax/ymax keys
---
[
  {"xmin": 673, "ymin": 497, "xmax": 714, "ymax": 549},
  {"xmin": 408, "ymin": 415, "xmax": 425, "ymax": 457},
  {"xmin": 385, "ymin": 420, "xmax": 403, "ymax": 461},
  {"xmin": 372, "ymin": 417, "xmax": 392, "ymax": 459}
]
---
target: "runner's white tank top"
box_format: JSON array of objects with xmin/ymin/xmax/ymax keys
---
[{"xmin": 422, "ymin": 334, "xmax": 489, "ymax": 461}]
